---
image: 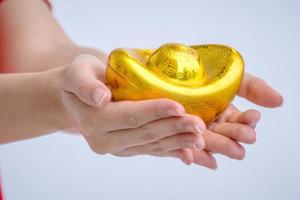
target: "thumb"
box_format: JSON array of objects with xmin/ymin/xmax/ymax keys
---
[
  {"xmin": 63, "ymin": 54, "xmax": 112, "ymax": 108},
  {"xmin": 238, "ymin": 74, "xmax": 283, "ymax": 107}
]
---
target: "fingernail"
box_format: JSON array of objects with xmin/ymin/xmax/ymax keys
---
[
  {"xmin": 166, "ymin": 109, "xmax": 184, "ymax": 117},
  {"xmin": 187, "ymin": 124, "xmax": 205, "ymax": 134},
  {"xmin": 93, "ymin": 87, "xmax": 107, "ymax": 106}
]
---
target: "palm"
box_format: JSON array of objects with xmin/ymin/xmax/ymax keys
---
[{"xmin": 188, "ymin": 73, "xmax": 283, "ymax": 169}]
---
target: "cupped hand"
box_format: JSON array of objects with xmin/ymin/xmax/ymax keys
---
[
  {"xmin": 61, "ymin": 54, "xmax": 284, "ymax": 170},
  {"xmin": 60, "ymin": 54, "xmax": 207, "ymax": 166},
  {"xmin": 189, "ymin": 73, "xmax": 283, "ymax": 168}
]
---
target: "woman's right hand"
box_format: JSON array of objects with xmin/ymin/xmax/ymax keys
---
[{"xmin": 60, "ymin": 54, "xmax": 215, "ymax": 168}]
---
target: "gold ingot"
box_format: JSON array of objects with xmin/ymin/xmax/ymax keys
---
[{"xmin": 105, "ymin": 43, "xmax": 244, "ymax": 123}]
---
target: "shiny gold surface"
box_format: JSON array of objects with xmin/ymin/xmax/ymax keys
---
[{"xmin": 105, "ymin": 43, "xmax": 244, "ymax": 123}]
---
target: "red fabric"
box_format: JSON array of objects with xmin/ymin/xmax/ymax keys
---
[
  {"xmin": 0, "ymin": 1, "xmax": 52, "ymax": 199},
  {"xmin": 0, "ymin": 0, "xmax": 51, "ymax": 73},
  {"xmin": 0, "ymin": 181, "xmax": 3, "ymax": 200}
]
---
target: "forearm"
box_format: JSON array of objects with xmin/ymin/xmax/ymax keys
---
[
  {"xmin": 0, "ymin": 67, "xmax": 73, "ymax": 143},
  {"xmin": 0, "ymin": 0, "xmax": 73, "ymax": 72},
  {"xmin": 0, "ymin": 0, "xmax": 106, "ymax": 72}
]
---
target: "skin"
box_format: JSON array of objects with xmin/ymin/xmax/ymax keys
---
[
  {"xmin": 60, "ymin": 55, "xmax": 283, "ymax": 169},
  {"xmin": 0, "ymin": 0, "xmax": 283, "ymax": 169}
]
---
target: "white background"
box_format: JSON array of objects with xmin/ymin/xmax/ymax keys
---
[{"xmin": 1, "ymin": 0, "xmax": 299, "ymax": 199}]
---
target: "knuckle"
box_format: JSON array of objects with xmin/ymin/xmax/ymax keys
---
[
  {"xmin": 174, "ymin": 119, "xmax": 185, "ymax": 131},
  {"xmin": 140, "ymin": 126, "xmax": 159, "ymax": 143},
  {"xmin": 155, "ymin": 99, "xmax": 171, "ymax": 116},
  {"xmin": 153, "ymin": 104, "xmax": 164, "ymax": 118},
  {"xmin": 90, "ymin": 145, "xmax": 107, "ymax": 155},
  {"xmin": 191, "ymin": 115, "xmax": 205, "ymax": 127},
  {"xmin": 175, "ymin": 116, "xmax": 194, "ymax": 132},
  {"xmin": 152, "ymin": 99, "xmax": 176, "ymax": 118},
  {"xmin": 151, "ymin": 141, "xmax": 164, "ymax": 153},
  {"xmin": 123, "ymin": 111, "xmax": 141, "ymax": 128},
  {"xmin": 172, "ymin": 117, "xmax": 186, "ymax": 130},
  {"xmin": 180, "ymin": 135, "xmax": 196, "ymax": 147},
  {"xmin": 89, "ymin": 141, "xmax": 111, "ymax": 155},
  {"xmin": 93, "ymin": 146, "xmax": 109, "ymax": 155}
]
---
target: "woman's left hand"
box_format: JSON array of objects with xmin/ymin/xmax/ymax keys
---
[
  {"xmin": 189, "ymin": 73, "xmax": 283, "ymax": 169},
  {"xmin": 188, "ymin": 105, "xmax": 260, "ymax": 169}
]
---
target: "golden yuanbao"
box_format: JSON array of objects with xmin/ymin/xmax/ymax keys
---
[{"xmin": 105, "ymin": 43, "xmax": 244, "ymax": 122}]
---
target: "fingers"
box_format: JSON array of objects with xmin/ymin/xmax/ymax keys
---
[
  {"xmin": 226, "ymin": 107, "xmax": 261, "ymax": 128},
  {"xmin": 238, "ymin": 73, "xmax": 283, "ymax": 107},
  {"xmin": 152, "ymin": 148, "xmax": 194, "ymax": 165},
  {"xmin": 114, "ymin": 146, "xmax": 217, "ymax": 169},
  {"xmin": 172, "ymin": 148, "xmax": 194, "ymax": 165},
  {"xmin": 113, "ymin": 130, "xmax": 217, "ymax": 169},
  {"xmin": 117, "ymin": 133, "xmax": 204, "ymax": 156},
  {"xmin": 214, "ymin": 104, "xmax": 238, "ymax": 124},
  {"xmin": 116, "ymin": 147, "xmax": 195, "ymax": 166},
  {"xmin": 203, "ymin": 130, "xmax": 245, "ymax": 160},
  {"xmin": 97, "ymin": 98, "xmax": 187, "ymax": 132},
  {"xmin": 150, "ymin": 148, "xmax": 217, "ymax": 169},
  {"xmin": 103, "ymin": 114, "xmax": 206, "ymax": 152},
  {"xmin": 192, "ymin": 149, "xmax": 218, "ymax": 169},
  {"xmin": 209, "ymin": 123, "xmax": 256, "ymax": 144},
  {"xmin": 62, "ymin": 54, "xmax": 112, "ymax": 107},
  {"xmin": 157, "ymin": 133, "xmax": 204, "ymax": 152},
  {"xmin": 217, "ymin": 105, "xmax": 261, "ymax": 128}
]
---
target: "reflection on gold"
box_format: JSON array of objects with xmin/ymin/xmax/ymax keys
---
[{"xmin": 105, "ymin": 43, "xmax": 244, "ymax": 123}]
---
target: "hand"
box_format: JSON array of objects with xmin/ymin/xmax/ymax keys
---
[
  {"xmin": 204, "ymin": 105, "xmax": 260, "ymax": 160},
  {"xmin": 189, "ymin": 73, "xmax": 283, "ymax": 168},
  {"xmin": 60, "ymin": 54, "xmax": 207, "ymax": 166},
  {"xmin": 238, "ymin": 73, "xmax": 283, "ymax": 107}
]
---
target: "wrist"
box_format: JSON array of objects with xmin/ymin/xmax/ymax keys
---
[{"xmin": 39, "ymin": 67, "xmax": 76, "ymax": 132}]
